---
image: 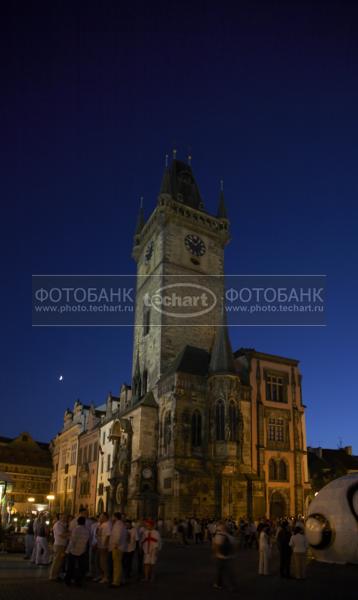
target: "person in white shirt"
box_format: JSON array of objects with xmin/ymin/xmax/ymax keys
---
[
  {"xmin": 49, "ymin": 513, "xmax": 68, "ymax": 580},
  {"xmin": 289, "ymin": 527, "xmax": 309, "ymax": 579},
  {"xmin": 96, "ymin": 512, "xmax": 112, "ymax": 584},
  {"xmin": 65, "ymin": 517, "xmax": 90, "ymax": 586},
  {"xmin": 258, "ymin": 525, "xmax": 271, "ymax": 575},
  {"xmin": 108, "ymin": 512, "xmax": 127, "ymax": 587},
  {"xmin": 89, "ymin": 517, "xmax": 100, "ymax": 579},
  {"xmin": 141, "ymin": 519, "xmax": 161, "ymax": 582}
]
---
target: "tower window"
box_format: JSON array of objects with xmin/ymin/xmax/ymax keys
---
[
  {"xmin": 215, "ymin": 401, "xmax": 225, "ymax": 441},
  {"xmin": 143, "ymin": 307, "xmax": 150, "ymax": 336},
  {"xmin": 163, "ymin": 412, "xmax": 172, "ymax": 454},
  {"xmin": 228, "ymin": 401, "xmax": 237, "ymax": 441},
  {"xmin": 191, "ymin": 410, "xmax": 202, "ymax": 447}
]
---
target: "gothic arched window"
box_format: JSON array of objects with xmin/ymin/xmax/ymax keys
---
[
  {"xmin": 278, "ymin": 459, "xmax": 288, "ymax": 481},
  {"xmin": 191, "ymin": 410, "xmax": 202, "ymax": 447},
  {"xmin": 269, "ymin": 459, "xmax": 277, "ymax": 481},
  {"xmin": 163, "ymin": 412, "xmax": 172, "ymax": 453},
  {"xmin": 228, "ymin": 401, "xmax": 237, "ymax": 441},
  {"xmin": 215, "ymin": 401, "xmax": 225, "ymax": 441}
]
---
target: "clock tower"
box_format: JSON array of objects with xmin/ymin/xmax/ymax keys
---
[{"xmin": 131, "ymin": 157, "xmax": 230, "ymax": 396}]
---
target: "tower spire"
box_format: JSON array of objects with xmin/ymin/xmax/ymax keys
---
[
  {"xmin": 134, "ymin": 196, "xmax": 145, "ymax": 236},
  {"xmin": 209, "ymin": 302, "xmax": 236, "ymax": 374},
  {"xmin": 160, "ymin": 154, "xmax": 172, "ymax": 194},
  {"xmin": 217, "ymin": 179, "xmax": 228, "ymax": 220}
]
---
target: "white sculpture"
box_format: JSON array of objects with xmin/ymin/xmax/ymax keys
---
[{"xmin": 305, "ymin": 473, "xmax": 358, "ymax": 564}]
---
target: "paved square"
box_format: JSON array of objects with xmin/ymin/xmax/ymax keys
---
[{"xmin": 0, "ymin": 544, "xmax": 356, "ymax": 600}]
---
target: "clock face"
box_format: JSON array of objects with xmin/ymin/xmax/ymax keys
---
[
  {"xmin": 184, "ymin": 234, "xmax": 206, "ymax": 257},
  {"xmin": 145, "ymin": 241, "xmax": 154, "ymax": 262},
  {"xmin": 142, "ymin": 467, "xmax": 153, "ymax": 480}
]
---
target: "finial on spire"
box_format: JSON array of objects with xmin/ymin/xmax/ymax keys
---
[
  {"xmin": 165, "ymin": 153, "xmax": 169, "ymax": 168},
  {"xmin": 217, "ymin": 180, "xmax": 228, "ymax": 220},
  {"xmin": 187, "ymin": 145, "xmax": 192, "ymax": 166},
  {"xmin": 134, "ymin": 197, "xmax": 145, "ymax": 237},
  {"xmin": 173, "ymin": 147, "xmax": 177, "ymax": 160},
  {"xmin": 140, "ymin": 195, "xmax": 144, "ymax": 209}
]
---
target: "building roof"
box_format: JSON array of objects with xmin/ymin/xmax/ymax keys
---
[
  {"xmin": 0, "ymin": 432, "xmax": 52, "ymax": 469},
  {"xmin": 234, "ymin": 347, "xmax": 299, "ymax": 366},
  {"xmin": 164, "ymin": 345, "xmax": 211, "ymax": 378},
  {"xmin": 308, "ymin": 447, "xmax": 358, "ymax": 474},
  {"xmin": 159, "ymin": 159, "xmax": 204, "ymax": 211},
  {"xmin": 209, "ymin": 323, "xmax": 236, "ymax": 375}
]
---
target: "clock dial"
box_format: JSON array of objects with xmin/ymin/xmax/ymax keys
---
[
  {"xmin": 184, "ymin": 234, "xmax": 206, "ymax": 257},
  {"xmin": 145, "ymin": 241, "xmax": 154, "ymax": 262},
  {"xmin": 142, "ymin": 467, "xmax": 153, "ymax": 480}
]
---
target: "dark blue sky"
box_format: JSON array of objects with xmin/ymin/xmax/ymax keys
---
[{"xmin": 1, "ymin": 1, "xmax": 357, "ymax": 450}]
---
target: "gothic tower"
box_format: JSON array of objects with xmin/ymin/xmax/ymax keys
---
[{"xmin": 131, "ymin": 157, "xmax": 230, "ymax": 396}]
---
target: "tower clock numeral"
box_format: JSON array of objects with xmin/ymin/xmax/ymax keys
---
[
  {"xmin": 184, "ymin": 234, "xmax": 206, "ymax": 257},
  {"xmin": 145, "ymin": 240, "xmax": 154, "ymax": 262}
]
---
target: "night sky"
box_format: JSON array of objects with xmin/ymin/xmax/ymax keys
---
[{"xmin": 1, "ymin": 1, "xmax": 357, "ymax": 451}]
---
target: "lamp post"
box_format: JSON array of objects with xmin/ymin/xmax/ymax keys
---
[
  {"xmin": 46, "ymin": 494, "xmax": 55, "ymax": 515},
  {"xmin": 27, "ymin": 497, "xmax": 35, "ymax": 516}
]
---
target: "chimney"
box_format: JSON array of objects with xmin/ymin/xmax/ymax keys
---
[
  {"xmin": 315, "ymin": 447, "xmax": 323, "ymax": 459},
  {"xmin": 344, "ymin": 446, "xmax": 352, "ymax": 456}
]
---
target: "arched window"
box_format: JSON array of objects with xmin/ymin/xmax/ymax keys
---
[
  {"xmin": 215, "ymin": 401, "xmax": 225, "ymax": 441},
  {"xmin": 163, "ymin": 412, "xmax": 172, "ymax": 453},
  {"xmin": 228, "ymin": 401, "xmax": 237, "ymax": 441},
  {"xmin": 278, "ymin": 459, "xmax": 288, "ymax": 481},
  {"xmin": 269, "ymin": 459, "xmax": 277, "ymax": 481},
  {"xmin": 191, "ymin": 410, "xmax": 202, "ymax": 447}
]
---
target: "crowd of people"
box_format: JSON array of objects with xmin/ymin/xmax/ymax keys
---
[
  {"xmin": 20, "ymin": 511, "xmax": 310, "ymax": 590},
  {"xmin": 24, "ymin": 509, "xmax": 161, "ymax": 586}
]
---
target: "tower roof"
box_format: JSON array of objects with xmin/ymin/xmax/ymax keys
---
[
  {"xmin": 217, "ymin": 189, "xmax": 228, "ymax": 219},
  {"xmin": 159, "ymin": 159, "xmax": 204, "ymax": 211},
  {"xmin": 134, "ymin": 198, "xmax": 145, "ymax": 236},
  {"xmin": 209, "ymin": 315, "xmax": 236, "ymax": 375}
]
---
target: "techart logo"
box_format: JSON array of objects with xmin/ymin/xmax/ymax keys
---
[{"xmin": 143, "ymin": 283, "xmax": 217, "ymax": 318}]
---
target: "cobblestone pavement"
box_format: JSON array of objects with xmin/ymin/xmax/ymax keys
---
[{"xmin": 0, "ymin": 544, "xmax": 357, "ymax": 600}]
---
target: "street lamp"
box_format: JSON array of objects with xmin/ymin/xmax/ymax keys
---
[
  {"xmin": 46, "ymin": 494, "xmax": 55, "ymax": 514},
  {"xmin": 27, "ymin": 497, "xmax": 35, "ymax": 516}
]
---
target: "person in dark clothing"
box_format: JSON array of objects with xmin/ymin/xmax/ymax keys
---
[{"xmin": 276, "ymin": 521, "xmax": 292, "ymax": 578}]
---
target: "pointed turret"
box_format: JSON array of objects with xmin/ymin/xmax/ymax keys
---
[
  {"xmin": 132, "ymin": 351, "xmax": 142, "ymax": 401},
  {"xmin": 209, "ymin": 308, "xmax": 236, "ymax": 374},
  {"xmin": 160, "ymin": 154, "xmax": 172, "ymax": 195},
  {"xmin": 217, "ymin": 180, "xmax": 228, "ymax": 220},
  {"xmin": 134, "ymin": 197, "xmax": 145, "ymax": 236}
]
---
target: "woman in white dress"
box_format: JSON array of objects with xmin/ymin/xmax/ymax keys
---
[{"xmin": 258, "ymin": 525, "xmax": 271, "ymax": 575}]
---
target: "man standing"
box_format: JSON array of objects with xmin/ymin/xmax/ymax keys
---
[
  {"xmin": 212, "ymin": 521, "xmax": 237, "ymax": 591},
  {"xmin": 277, "ymin": 521, "xmax": 292, "ymax": 578},
  {"xmin": 96, "ymin": 512, "xmax": 111, "ymax": 584},
  {"xmin": 65, "ymin": 516, "xmax": 90, "ymax": 587},
  {"xmin": 49, "ymin": 513, "xmax": 68, "ymax": 581},
  {"xmin": 109, "ymin": 512, "xmax": 127, "ymax": 587}
]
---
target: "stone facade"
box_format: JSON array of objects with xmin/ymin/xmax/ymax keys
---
[
  {"xmin": 49, "ymin": 157, "xmax": 310, "ymax": 520},
  {"xmin": 0, "ymin": 432, "xmax": 52, "ymax": 518}
]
